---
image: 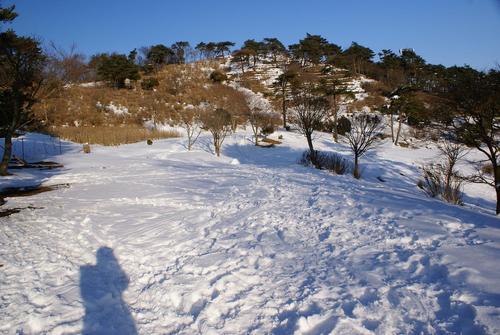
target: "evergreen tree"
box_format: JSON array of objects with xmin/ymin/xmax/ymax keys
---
[
  {"xmin": 263, "ymin": 37, "xmax": 287, "ymax": 63},
  {"xmin": 272, "ymin": 63, "xmax": 300, "ymax": 128},
  {"xmin": 128, "ymin": 48, "xmax": 137, "ymax": 62},
  {"xmin": 343, "ymin": 42, "xmax": 374, "ymax": 74},
  {"xmin": 400, "ymin": 49, "xmax": 426, "ymax": 85},
  {"xmin": 0, "ymin": 3, "xmax": 17, "ymax": 28},
  {"xmin": 96, "ymin": 53, "xmax": 139, "ymax": 88},
  {"xmin": 320, "ymin": 66, "xmax": 355, "ymax": 141},
  {"xmin": 378, "ymin": 49, "xmax": 404, "ymax": 86},
  {"xmin": 195, "ymin": 42, "xmax": 208, "ymax": 59},
  {"xmin": 242, "ymin": 39, "xmax": 263, "ymax": 67},
  {"xmin": 0, "ymin": 5, "xmax": 46, "ymax": 175},
  {"xmin": 146, "ymin": 44, "xmax": 174, "ymax": 69},
  {"xmin": 171, "ymin": 41, "xmax": 190, "ymax": 64},
  {"xmin": 231, "ymin": 48, "xmax": 252, "ymax": 73},
  {"xmin": 447, "ymin": 67, "xmax": 500, "ymax": 214},
  {"xmin": 289, "ymin": 34, "xmax": 337, "ymax": 65},
  {"xmin": 215, "ymin": 41, "xmax": 235, "ymax": 58}
]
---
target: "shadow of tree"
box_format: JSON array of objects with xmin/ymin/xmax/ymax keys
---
[{"xmin": 80, "ymin": 247, "xmax": 137, "ymax": 335}]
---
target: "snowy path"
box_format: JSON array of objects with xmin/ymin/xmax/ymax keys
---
[{"xmin": 1, "ymin": 131, "xmax": 499, "ymax": 334}]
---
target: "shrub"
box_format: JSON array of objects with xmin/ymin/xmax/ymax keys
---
[
  {"xmin": 481, "ymin": 163, "xmax": 499, "ymax": 176},
  {"xmin": 209, "ymin": 70, "xmax": 227, "ymax": 83},
  {"xmin": 299, "ymin": 150, "xmax": 352, "ymax": 175},
  {"xmin": 337, "ymin": 116, "xmax": 351, "ymax": 135},
  {"xmin": 261, "ymin": 124, "xmax": 275, "ymax": 137},
  {"xmin": 418, "ymin": 163, "xmax": 464, "ymax": 205},
  {"xmin": 96, "ymin": 53, "xmax": 140, "ymax": 88},
  {"xmin": 141, "ymin": 77, "xmax": 159, "ymax": 90},
  {"xmin": 83, "ymin": 144, "xmax": 91, "ymax": 153}
]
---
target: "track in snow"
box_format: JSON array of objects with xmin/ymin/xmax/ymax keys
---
[{"xmin": 1, "ymin": 131, "xmax": 499, "ymax": 334}]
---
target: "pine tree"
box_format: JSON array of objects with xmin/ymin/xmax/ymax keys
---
[
  {"xmin": 263, "ymin": 38, "xmax": 287, "ymax": 63},
  {"xmin": 96, "ymin": 53, "xmax": 139, "ymax": 88},
  {"xmin": 343, "ymin": 42, "xmax": 374, "ymax": 74},
  {"xmin": 272, "ymin": 63, "xmax": 299, "ymax": 129},
  {"xmin": 0, "ymin": 5, "xmax": 46, "ymax": 175},
  {"xmin": 320, "ymin": 66, "xmax": 355, "ymax": 142}
]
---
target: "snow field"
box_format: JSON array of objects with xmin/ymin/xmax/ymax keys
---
[{"xmin": 0, "ymin": 129, "xmax": 499, "ymax": 334}]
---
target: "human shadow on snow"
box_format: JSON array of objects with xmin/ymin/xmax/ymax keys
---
[{"xmin": 80, "ymin": 247, "xmax": 137, "ymax": 335}]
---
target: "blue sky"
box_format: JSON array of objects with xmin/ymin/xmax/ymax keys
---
[{"xmin": 6, "ymin": 0, "xmax": 500, "ymax": 70}]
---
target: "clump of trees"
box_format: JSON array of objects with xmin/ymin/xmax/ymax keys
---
[
  {"xmin": 195, "ymin": 41, "xmax": 235, "ymax": 59},
  {"xmin": 91, "ymin": 53, "xmax": 139, "ymax": 88}
]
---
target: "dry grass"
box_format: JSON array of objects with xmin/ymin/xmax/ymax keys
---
[
  {"xmin": 34, "ymin": 62, "xmax": 218, "ymax": 128},
  {"xmin": 237, "ymin": 72, "xmax": 271, "ymax": 96},
  {"xmin": 261, "ymin": 138, "xmax": 282, "ymax": 145},
  {"xmin": 49, "ymin": 126, "xmax": 180, "ymax": 146}
]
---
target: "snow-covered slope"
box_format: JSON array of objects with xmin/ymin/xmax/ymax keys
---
[{"xmin": 1, "ymin": 129, "xmax": 499, "ymax": 334}]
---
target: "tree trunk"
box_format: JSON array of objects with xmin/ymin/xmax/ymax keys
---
[
  {"xmin": 494, "ymin": 163, "xmax": 500, "ymax": 215},
  {"xmin": 252, "ymin": 124, "xmax": 259, "ymax": 146},
  {"xmin": 394, "ymin": 111, "xmax": 402, "ymax": 145},
  {"xmin": 187, "ymin": 127, "xmax": 193, "ymax": 151},
  {"xmin": 282, "ymin": 88, "xmax": 287, "ymax": 129},
  {"xmin": 494, "ymin": 183, "xmax": 500, "ymax": 215},
  {"xmin": 0, "ymin": 131, "xmax": 13, "ymax": 176},
  {"xmin": 353, "ymin": 154, "xmax": 360, "ymax": 179},
  {"xmin": 215, "ymin": 142, "xmax": 220, "ymax": 157},
  {"xmin": 306, "ymin": 133, "xmax": 317, "ymax": 165},
  {"xmin": 332, "ymin": 102, "xmax": 338, "ymax": 142},
  {"xmin": 306, "ymin": 133, "xmax": 314, "ymax": 154},
  {"xmin": 390, "ymin": 111, "xmax": 395, "ymax": 143}
]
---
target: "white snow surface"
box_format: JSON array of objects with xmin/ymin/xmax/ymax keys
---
[
  {"xmin": 1, "ymin": 130, "xmax": 499, "ymax": 335},
  {"xmin": 97, "ymin": 102, "xmax": 129, "ymax": 116}
]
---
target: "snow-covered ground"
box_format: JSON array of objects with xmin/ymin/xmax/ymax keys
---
[{"xmin": 1, "ymin": 130, "xmax": 499, "ymax": 334}]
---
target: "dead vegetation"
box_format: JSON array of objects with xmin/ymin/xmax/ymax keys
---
[
  {"xmin": 33, "ymin": 61, "xmax": 221, "ymax": 129},
  {"xmin": 48, "ymin": 126, "xmax": 179, "ymax": 146}
]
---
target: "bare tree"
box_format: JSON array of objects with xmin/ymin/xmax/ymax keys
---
[
  {"xmin": 208, "ymin": 84, "xmax": 248, "ymax": 133},
  {"xmin": 178, "ymin": 107, "xmax": 203, "ymax": 151},
  {"xmin": 438, "ymin": 141, "xmax": 468, "ymax": 193},
  {"xmin": 419, "ymin": 141, "xmax": 467, "ymax": 204},
  {"xmin": 46, "ymin": 42, "xmax": 90, "ymax": 84},
  {"xmin": 201, "ymin": 108, "xmax": 232, "ymax": 156},
  {"xmin": 344, "ymin": 113, "xmax": 383, "ymax": 178},
  {"xmin": 246, "ymin": 106, "xmax": 280, "ymax": 145},
  {"xmin": 290, "ymin": 78, "xmax": 329, "ymax": 164}
]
